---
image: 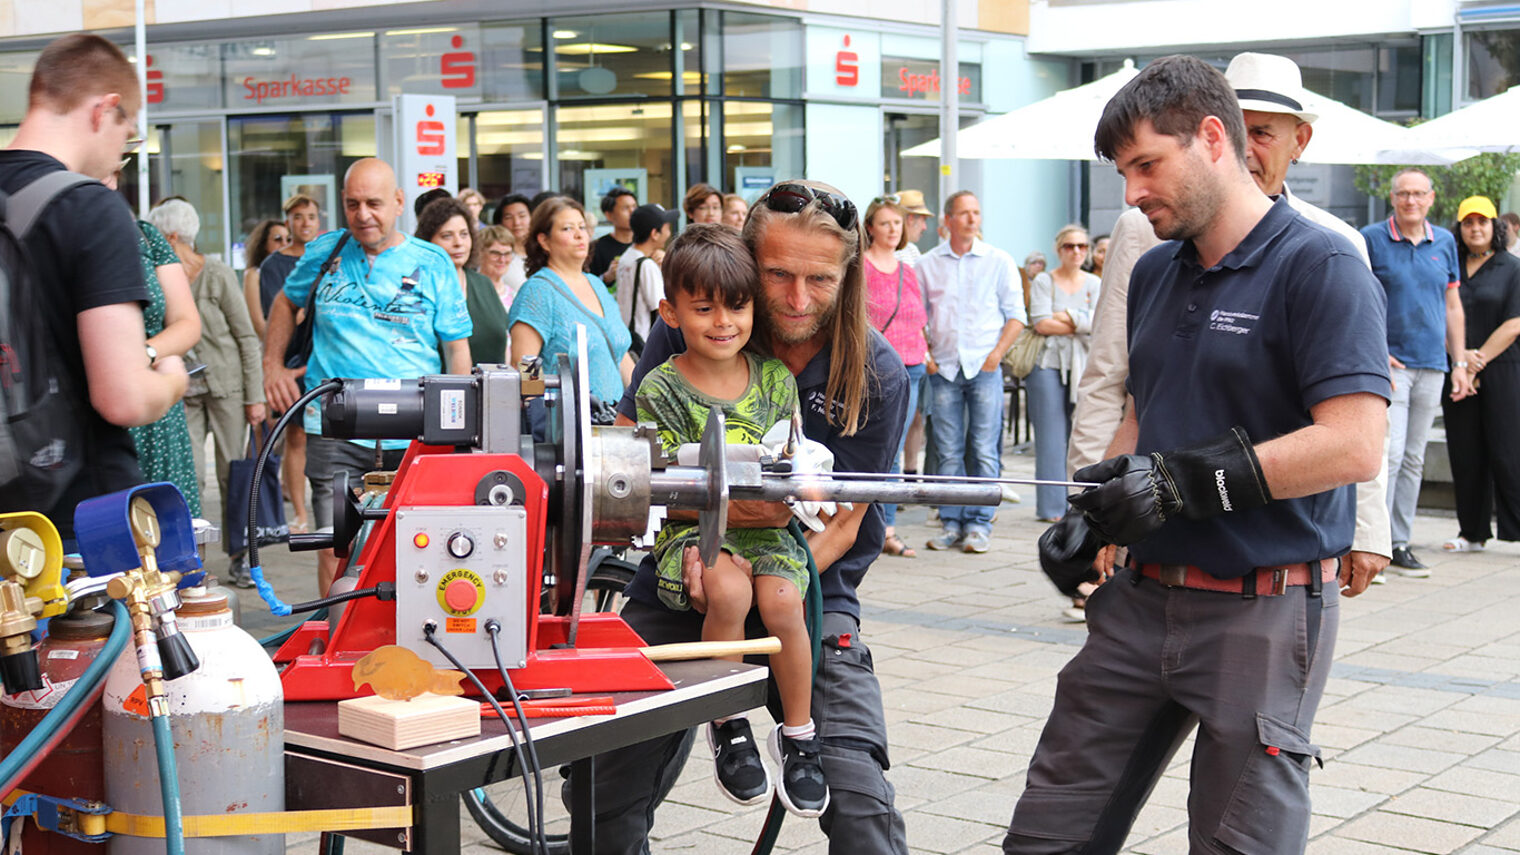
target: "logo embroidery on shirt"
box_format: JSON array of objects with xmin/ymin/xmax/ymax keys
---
[
  {"xmin": 1208, "ymin": 309, "xmax": 1259, "ymax": 336},
  {"xmin": 1215, "ymin": 468, "xmax": 1233, "ymax": 511}
]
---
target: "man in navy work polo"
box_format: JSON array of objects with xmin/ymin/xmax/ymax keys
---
[
  {"xmin": 262, "ymin": 157, "xmax": 472, "ymax": 596},
  {"xmin": 1005, "ymin": 56, "xmax": 1389, "ymax": 855},
  {"xmin": 1361, "ymin": 168, "xmax": 1470, "ymax": 575}
]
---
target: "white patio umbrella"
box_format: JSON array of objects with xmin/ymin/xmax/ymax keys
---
[
  {"xmin": 1397, "ymin": 87, "xmax": 1520, "ymax": 156},
  {"xmin": 907, "ymin": 60, "xmax": 1470, "ymax": 166},
  {"xmin": 903, "ymin": 61, "xmax": 1139, "ymax": 161}
]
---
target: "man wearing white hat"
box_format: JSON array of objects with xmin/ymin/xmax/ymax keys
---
[{"xmin": 1064, "ymin": 52, "xmax": 1394, "ymax": 605}]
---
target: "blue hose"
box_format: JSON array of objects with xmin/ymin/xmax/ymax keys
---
[
  {"xmin": 150, "ymin": 712, "xmax": 185, "ymax": 855},
  {"xmin": 0, "ymin": 600, "xmax": 130, "ymax": 798}
]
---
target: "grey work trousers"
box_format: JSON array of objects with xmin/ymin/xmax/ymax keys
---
[
  {"xmin": 1003, "ymin": 566, "xmax": 1339, "ymax": 855},
  {"xmin": 578, "ymin": 603, "xmax": 908, "ymax": 855}
]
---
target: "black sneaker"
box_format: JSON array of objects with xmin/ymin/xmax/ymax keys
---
[
  {"xmin": 228, "ymin": 555, "xmax": 256, "ymax": 589},
  {"xmin": 707, "ymin": 719, "xmax": 772, "ymax": 805},
  {"xmin": 768, "ymin": 726, "xmax": 830, "ymax": 818},
  {"xmin": 1389, "ymin": 546, "xmax": 1430, "ymax": 577}
]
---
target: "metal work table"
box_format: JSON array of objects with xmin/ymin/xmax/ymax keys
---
[{"xmin": 283, "ymin": 658, "xmax": 768, "ymax": 855}]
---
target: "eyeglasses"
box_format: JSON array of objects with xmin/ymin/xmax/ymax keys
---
[
  {"xmin": 485, "ymin": 249, "xmax": 514, "ymax": 261},
  {"xmin": 759, "ymin": 183, "xmax": 859, "ymax": 232},
  {"xmin": 1393, "ymin": 190, "xmax": 1431, "ymax": 201},
  {"xmin": 271, "ymin": 233, "xmax": 293, "ymax": 244},
  {"xmin": 1060, "ymin": 242, "xmax": 1089, "ymax": 251}
]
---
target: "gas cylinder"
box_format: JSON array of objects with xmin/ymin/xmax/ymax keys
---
[
  {"xmin": 0, "ymin": 607, "xmax": 115, "ymax": 855},
  {"xmin": 103, "ymin": 586, "xmax": 283, "ymax": 855}
]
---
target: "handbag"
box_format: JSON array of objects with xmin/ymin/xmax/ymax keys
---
[
  {"xmin": 1002, "ymin": 327, "xmax": 1047, "ymax": 380},
  {"xmin": 283, "ymin": 231, "xmax": 351, "ymax": 369},
  {"xmin": 224, "ymin": 425, "xmax": 289, "ymax": 555}
]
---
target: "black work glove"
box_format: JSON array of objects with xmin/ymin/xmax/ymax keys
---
[
  {"xmin": 1038, "ymin": 511, "xmax": 1103, "ymax": 597},
  {"xmin": 1069, "ymin": 426, "xmax": 1272, "ymax": 545}
]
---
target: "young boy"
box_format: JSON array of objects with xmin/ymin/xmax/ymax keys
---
[{"xmin": 634, "ymin": 224, "xmax": 829, "ymax": 818}]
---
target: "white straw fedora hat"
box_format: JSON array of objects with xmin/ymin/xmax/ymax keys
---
[{"xmin": 1224, "ymin": 53, "xmax": 1319, "ymax": 124}]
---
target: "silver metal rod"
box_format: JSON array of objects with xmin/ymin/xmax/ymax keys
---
[
  {"xmin": 732, "ymin": 479, "xmax": 1002, "ymax": 507},
  {"xmin": 766, "ymin": 471, "xmax": 1098, "ymax": 490}
]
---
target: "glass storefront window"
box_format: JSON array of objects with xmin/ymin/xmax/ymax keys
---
[
  {"xmin": 721, "ymin": 12, "xmax": 802, "ymax": 99},
  {"xmin": 474, "ymin": 108, "xmax": 545, "ymax": 204},
  {"xmin": 549, "ymin": 13, "xmax": 676, "ymax": 99},
  {"xmin": 381, "ymin": 25, "xmax": 482, "ymax": 99},
  {"xmin": 723, "ymin": 101, "xmax": 801, "ymax": 199},
  {"xmin": 134, "ymin": 44, "xmax": 224, "ymax": 112},
  {"xmin": 227, "ymin": 112, "xmax": 375, "ymax": 262},
  {"xmin": 223, "ymin": 33, "xmax": 378, "ymax": 110},
  {"xmin": 1467, "ymin": 29, "xmax": 1520, "ymax": 100},
  {"xmin": 0, "ymin": 52, "xmax": 37, "ymax": 124},
  {"xmin": 1377, "ymin": 42, "xmax": 1422, "ymax": 115},
  {"xmin": 683, "ymin": 99, "xmax": 707, "ymax": 192},
  {"xmin": 482, "ymin": 21, "xmax": 544, "ymax": 102},
  {"xmin": 555, "ymin": 103, "xmax": 672, "ymax": 209}
]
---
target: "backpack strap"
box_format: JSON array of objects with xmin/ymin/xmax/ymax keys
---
[{"xmin": 6, "ymin": 171, "xmax": 95, "ymax": 240}]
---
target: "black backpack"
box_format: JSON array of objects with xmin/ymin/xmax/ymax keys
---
[{"xmin": 0, "ymin": 171, "xmax": 95, "ymax": 514}]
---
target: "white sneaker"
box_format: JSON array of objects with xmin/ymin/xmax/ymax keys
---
[
  {"xmin": 1442, "ymin": 536, "xmax": 1486, "ymax": 553},
  {"xmin": 1000, "ymin": 484, "xmax": 1022, "ymax": 504}
]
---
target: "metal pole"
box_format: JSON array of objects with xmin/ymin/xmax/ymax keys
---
[
  {"xmin": 134, "ymin": 0, "xmax": 148, "ymax": 217},
  {"xmin": 939, "ymin": 0, "xmax": 958, "ymax": 208}
]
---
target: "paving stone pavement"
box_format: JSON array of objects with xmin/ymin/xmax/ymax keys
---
[{"xmin": 246, "ymin": 442, "xmax": 1520, "ymax": 855}]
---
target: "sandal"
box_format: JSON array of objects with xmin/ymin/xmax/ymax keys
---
[
  {"xmin": 1442, "ymin": 536, "xmax": 1485, "ymax": 552},
  {"xmin": 881, "ymin": 533, "xmax": 917, "ymax": 558}
]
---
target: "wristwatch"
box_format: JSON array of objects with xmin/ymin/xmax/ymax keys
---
[
  {"xmin": 145, "ymin": 343, "xmax": 158, "ymax": 365},
  {"xmin": 1455, "ymin": 361, "xmax": 1469, "ymax": 369}
]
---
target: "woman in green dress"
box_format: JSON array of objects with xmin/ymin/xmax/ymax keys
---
[{"xmin": 130, "ymin": 218, "xmax": 205, "ymax": 516}]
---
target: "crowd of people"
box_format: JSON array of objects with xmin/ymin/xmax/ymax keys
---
[{"xmin": 16, "ymin": 29, "xmax": 1520, "ymax": 855}]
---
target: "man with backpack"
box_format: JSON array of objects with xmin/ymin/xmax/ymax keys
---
[
  {"xmin": 0, "ymin": 34, "xmax": 188, "ymax": 540},
  {"xmin": 615, "ymin": 203, "xmax": 679, "ymax": 346}
]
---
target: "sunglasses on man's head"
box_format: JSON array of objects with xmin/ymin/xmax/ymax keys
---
[{"xmin": 759, "ymin": 183, "xmax": 859, "ymax": 232}]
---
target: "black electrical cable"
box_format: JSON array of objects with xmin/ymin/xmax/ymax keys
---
[
  {"xmin": 422, "ymin": 623, "xmax": 543, "ymax": 855},
  {"xmin": 248, "ymin": 380, "xmax": 343, "ymax": 574},
  {"xmin": 487, "ymin": 619, "xmax": 549, "ymax": 855},
  {"xmin": 280, "ymin": 583, "xmax": 395, "ymax": 615}
]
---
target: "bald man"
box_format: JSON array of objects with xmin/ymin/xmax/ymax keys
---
[{"xmin": 263, "ymin": 157, "xmax": 472, "ymax": 594}]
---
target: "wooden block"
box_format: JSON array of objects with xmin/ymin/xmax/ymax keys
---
[{"xmin": 337, "ymin": 692, "xmax": 481, "ymax": 750}]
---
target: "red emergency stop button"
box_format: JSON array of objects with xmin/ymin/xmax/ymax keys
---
[{"xmin": 445, "ymin": 578, "xmax": 478, "ymax": 612}]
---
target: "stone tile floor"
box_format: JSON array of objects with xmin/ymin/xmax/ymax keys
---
[{"xmin": 249, "ymin": 444, "xmax": 1520, "ymax": 855}]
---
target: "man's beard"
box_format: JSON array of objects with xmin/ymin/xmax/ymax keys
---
[
  {"xmin": 1147, "ymin": 150, "xmax": 1221, "ymax": 243},
  {"xmin": 767, "ymin": 297, "xmax": 839, "ymax": 345}
]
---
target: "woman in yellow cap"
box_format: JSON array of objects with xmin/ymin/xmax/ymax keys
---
[{"xmin": 1443, "ymin": 195, "xmax": 1520, "ymax": 552}]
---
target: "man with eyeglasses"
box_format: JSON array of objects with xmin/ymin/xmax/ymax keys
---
[
  {"xmin": 916, "ymin": 190, "xmax": 1027, "ymax": 555},
  {"xmin": 1360, "ymin": 168, "xmax": 1469, "ymax": 575},
  {"xmin": 0, "ymin": 34, "xmax": 188, "ymax": 539},
  {"xmin": 598, "ymin": 180, "xmax": 911, "ymax": 854}
]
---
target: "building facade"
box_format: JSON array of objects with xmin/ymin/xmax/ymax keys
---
[
  {"xmin": 0, "ymin": 0, "xmax": 1073, "ymax": 270},
  {"xmin": 1029, "ymin": 0, "xmax": 1520, "ymax": 234}
]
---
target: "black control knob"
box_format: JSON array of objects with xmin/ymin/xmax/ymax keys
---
[
  {"xmin": 447, "ymin": 532, "xmax": 475, "ymax": 559},
  {"xmin": 158, "ymin": 633, "xmax": 201, "ymax": 681}
]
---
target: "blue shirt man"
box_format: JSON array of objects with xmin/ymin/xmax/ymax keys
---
[
  {"xmin": 262, "ymin": 157, "xmax": 471, "ymax": 595},
  {"xmin": 1359, "ymin": 168, "xmax": 1468, "ymax": 573},
  {"xmin": 916, "ymin": 191, "xmax": 1026, "ymax": 554}
]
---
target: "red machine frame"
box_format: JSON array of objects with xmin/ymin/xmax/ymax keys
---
[{"xmin": 273, "ymin": 442, "xmax": 673, "ymax": 701}]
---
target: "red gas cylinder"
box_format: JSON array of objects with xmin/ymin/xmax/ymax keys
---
[{"xmin": 0, "ymin": 608, "xmax": 115, "ymax": 855}]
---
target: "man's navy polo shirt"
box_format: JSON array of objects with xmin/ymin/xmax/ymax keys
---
[
  {"xmin": 1125, "ymin": 197, "xmax": 1390, "ymax": 578},
  {"xmin": 1359, "ymin": 216, "xmax": 1458, "ymax": 371},
  {"xmin": 618, "ymin": 321, "xmax": 909, "ymax": 619}
]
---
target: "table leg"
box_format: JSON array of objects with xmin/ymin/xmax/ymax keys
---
[
  {"xmin": 569, "ymin": 755, "xmax": 596, "ymax": 855},
  {"xmin": 410, "ymin": 774, "xmax": 461, "ymax": 855}
]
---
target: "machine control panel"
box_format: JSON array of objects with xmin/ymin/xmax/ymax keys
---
[{"xmin": 395, "ymin": 506, "xmax": 529, "ymax": 669}]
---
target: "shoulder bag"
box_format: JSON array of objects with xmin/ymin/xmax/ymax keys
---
[{"xmin": 283, "ymin": 231, "xmax": 351, "ymax": 369}]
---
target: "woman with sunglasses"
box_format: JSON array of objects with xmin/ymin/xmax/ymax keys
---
[
  {"xmin": 241, "ymin": 219, "xmax": 289, "ymax": 339},
  {"xmin": 1027, "ymin": 224, "xmax": 1101, "ymax": 525},
  {"xmin": 862, "ymin": 195, "xmax": 927, "ymax": 558},
  {"xmin": 508, "ymin": 196, "xmax": 634, "ymax": 413}
]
